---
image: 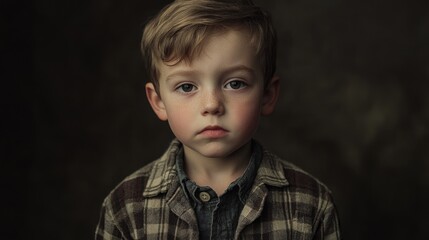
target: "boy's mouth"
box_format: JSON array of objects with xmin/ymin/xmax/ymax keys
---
[{"xmin": 198, "ymin": 126, "xmax": 229, "ymax": 138}]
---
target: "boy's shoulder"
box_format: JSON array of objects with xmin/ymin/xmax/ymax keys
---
[{"xmin": 258, "ymin": 148, "xmax": 333, "ymax": 197}]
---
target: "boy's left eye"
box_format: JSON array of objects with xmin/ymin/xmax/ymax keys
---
[{"xmin": 225, "ymin": 80, "xmax": 247, "ymax": 90}]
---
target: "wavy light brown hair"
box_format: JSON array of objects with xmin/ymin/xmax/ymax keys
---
[{"xmin": 141, "ymin": 0, "xmax": 277, "ymax": 91}]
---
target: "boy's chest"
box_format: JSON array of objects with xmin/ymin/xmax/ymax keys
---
[{"xmin": 125, "ymin": 194, "xmax": 316, "ymax": 240}]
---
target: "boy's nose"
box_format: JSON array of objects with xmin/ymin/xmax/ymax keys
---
[{"xmin": 201, "ymin": 90, "xmax": 225, "ymax": 116}]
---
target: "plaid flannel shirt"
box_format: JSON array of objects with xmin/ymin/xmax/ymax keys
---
[{"xmin": 95, "ymin": 139, "xmax": 341, "ymax": 240}]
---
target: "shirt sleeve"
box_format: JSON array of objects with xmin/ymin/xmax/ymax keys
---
[
  {"xmin": 95, "ymin": 200, "xmax": 124, "ymax": 240},
  {"xmin": 313, "ymin": 192, "xmax": 342, "ymax": 240}
]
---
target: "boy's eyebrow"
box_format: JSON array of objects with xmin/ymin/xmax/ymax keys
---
[
  {"xmin": 221, "ymin": 65, "xmax": 255, "ymax": 77},
  {"xmin": 165, "ymin": 70, "xmax": 199, "ymax": 82}
]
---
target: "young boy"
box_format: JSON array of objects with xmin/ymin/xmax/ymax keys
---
[{"xmin": 96, "ymin": 0, "xmax": 341, "ymax": 239}]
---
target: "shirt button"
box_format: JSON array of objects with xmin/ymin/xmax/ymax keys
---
[{"xmin": 199, "ymin": 192, "xmax": 211, "ymax": 202}]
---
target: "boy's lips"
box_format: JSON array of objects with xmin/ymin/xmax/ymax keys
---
[{"xmin": 198, "ymin": 125, "xmax": 229, "ymax": 138}]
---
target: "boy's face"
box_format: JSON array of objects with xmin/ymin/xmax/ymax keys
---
[{"xmin": 146, "ymin": 29, "xmax": 279, "ymax": 160}]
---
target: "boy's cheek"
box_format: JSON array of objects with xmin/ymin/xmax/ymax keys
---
[
  {"xmin": 167, "ymin": 110, "xmax": 193, "ymax": 135},
  {"xmin": 232, "ymin": 104, "xmax": 261, "ymax": 128}
]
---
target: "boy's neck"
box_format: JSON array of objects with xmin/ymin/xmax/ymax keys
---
[{"xmin": 183, "ymin": 141, "xmax": 252, "ymax": 196}]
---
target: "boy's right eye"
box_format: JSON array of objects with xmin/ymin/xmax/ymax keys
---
[{"xmin": 176, "ymin": 83, "xmax": 196, "ymax": 93}]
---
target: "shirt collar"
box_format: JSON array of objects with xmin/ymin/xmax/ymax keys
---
[
  {"xmin": 142, "ymin": 139, "xmax": 289, "ymax": 198},
  {"xmin": 142, "ymin": 139, "xmax": 181, "ymax": 198},
  {"xmin": 254, "ymin": 147, "xmax": 290, "ymax": 187}
]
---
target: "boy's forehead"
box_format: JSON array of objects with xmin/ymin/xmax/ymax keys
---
[{"xmin": 157, "ymin": 28, "xmax": 262, "ymax": 78}]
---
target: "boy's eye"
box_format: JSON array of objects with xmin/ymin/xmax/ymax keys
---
[
  {"xmin": 225, "ymin": 80, "xmax": 247, "ymax": 90},
  {"xmin": 177, "ymin": 83, "xmax": 196, "ymax": 93}
]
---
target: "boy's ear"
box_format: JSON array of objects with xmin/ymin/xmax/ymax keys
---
[
  {"xmin": 145, "ymin": 82, "xmax": 168, "ymax": 121},
  {"xmin": 261, "ymin": 76, "xmax": 280, "ymax": 115}
]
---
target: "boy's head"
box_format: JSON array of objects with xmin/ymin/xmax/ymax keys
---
[
  {"xmin": 141, "ymin": 0, "xmax": 277, "ymax": 92},
  {"xmin": 143, "ymin": 0, "xmax": 280, "ymax": 160}
]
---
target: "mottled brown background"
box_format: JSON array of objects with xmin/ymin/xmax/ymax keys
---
[{"xmin": 3, "ymin": 0, "xmax": 429, "ymax": 239}]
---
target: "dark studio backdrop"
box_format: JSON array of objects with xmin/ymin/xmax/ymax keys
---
[{"xmin": 4, "ymin": 0, "xmax": 429, "ymax": 239}]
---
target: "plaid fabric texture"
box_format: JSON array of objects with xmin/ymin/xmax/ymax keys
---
[{"xmin": 95, "ymin": 139, "xmax": 341, "ymax": 240}]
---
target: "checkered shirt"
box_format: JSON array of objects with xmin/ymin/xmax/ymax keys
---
[{"xmin": 95, "ymin": 139, "xmax": 341, "ymax": 240}]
